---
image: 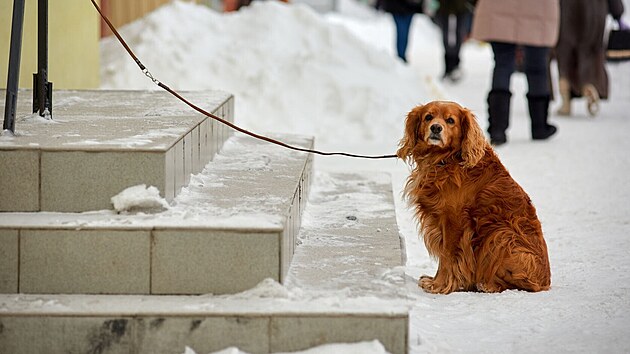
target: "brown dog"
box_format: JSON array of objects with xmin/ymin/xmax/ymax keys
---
[{"xmin": 397, "ymin": 101, "xmax": 551, "ymax": 294}]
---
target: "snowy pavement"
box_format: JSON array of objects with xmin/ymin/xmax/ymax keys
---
[{"xmin": 98, "ymin": 0, "xmax": 630, "ymax": 352}]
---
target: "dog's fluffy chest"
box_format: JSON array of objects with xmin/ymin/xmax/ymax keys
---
[{"xmin": 408, "ymin": 163, "xmax": 471, "ymax": 211}]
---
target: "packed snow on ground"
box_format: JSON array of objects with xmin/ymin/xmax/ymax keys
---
[{"xmin": 97, "ymin": 0, "xmax": 630, "ymax": 353}]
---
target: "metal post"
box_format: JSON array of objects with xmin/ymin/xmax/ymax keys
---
[
  {"xmin": 33, "ymin": 0, "xmax": 53, "ymax": 118},
  {"xmin": 3, "ymin": 0, "xmax": 26, "ymax": 134}
]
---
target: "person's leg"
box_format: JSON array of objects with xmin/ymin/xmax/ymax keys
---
[
  {"xmin": 523, "ymin": 46, "xmax": 551, "ymax": 96},
  {"xmin": 454, "ymin": 13, "xmax": 469, "ymax": 57},
  {"xmin": 577, "ymin": 1, "xmax": 607, "ymax": 115},
  {"xmin": 439, "ymin": 13, "xmax": 459, "ymax": 77},
  {"xmin": 578, "ymin": 38, "xmax": 602, "ymax": 116},
  {"xmin": 393, "ymin": 14, "xmax": 413, "ymax": 62},
  {"xmin": 490, "ymin": 42, "xmax": 515, "ymax": 91},
  {"xmin": 487, "ymin": 42, "xmax": 515, "ymax": 145},
  {"xmin": 555, "ymin": 41, "xmax": 576, "ymax": 115},
  {"xmin": 557, "ymin": 76, "xmax": 572, "ymax": 116},
  {"xmin": 446, "ymin": 12, "xmax": 471, "ymax": 81},
  {"xmin": 524, "ymin": 45, "xmax": 557, "ymax": 139}
]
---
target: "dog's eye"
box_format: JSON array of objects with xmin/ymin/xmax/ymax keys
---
[
  {"xmin": 424, "ymin": 114, "xmax": 433, "ymax": 121},
  {"xmin": 446, "ymin": 117, "xmax": 455, "ymax": 124}
]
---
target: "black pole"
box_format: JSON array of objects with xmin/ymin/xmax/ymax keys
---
[
  {"xmin": 3, "ymin": 0, "xmax": 26, "ymax": 134},
  {"xmin": 33, "ymin": 0, "xmax": 52, "ymax": 118}
]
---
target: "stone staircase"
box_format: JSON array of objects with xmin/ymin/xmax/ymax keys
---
[{"xmin": 0, "ymin": 90, "xmax": 409, "ymax": 353}]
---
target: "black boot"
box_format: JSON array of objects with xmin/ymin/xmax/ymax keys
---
[
  {"xmin": 527, "ymin": 94, "xmax": 557, "ymax": 140},
  {"xmin": 487, "ymin": 90, "xmax": 511, "ymax": 146}
]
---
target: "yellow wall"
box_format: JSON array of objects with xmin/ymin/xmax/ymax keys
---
[{"xmin": 0, "ymin": 0, "xmax": 100, "ymax": 89}]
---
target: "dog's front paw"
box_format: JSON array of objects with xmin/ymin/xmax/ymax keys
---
[
  {"xmin": 419, "ymin": 274, "xmax": 458, "ymax": 294},
  {"xmin": 419, "ymin": 275, "xmax": 437, "ymax": 293},
  {"xmin": 476, "ymin": 282, "xmax": 504, "ymax": 293}
]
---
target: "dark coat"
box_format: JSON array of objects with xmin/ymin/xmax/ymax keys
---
[
  {"xmin": 555, "ymin": 0, "xmax": 625, "ymax": 99},
  {"xmin": 437, "ymin": 0, "xmax": 473, "ymax": 15},
  {"xmin": 378, "ymin": 0, "xmax": 423, "ymax": 15}
]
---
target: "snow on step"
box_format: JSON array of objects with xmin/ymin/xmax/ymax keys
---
[
  {"xmin": 0, "ymin": 170, "xmax": 410, "ymax": 354},
  {"xmin": 0, "ymin": 134, "xmax": 312, "ymax": 295},
  {"xmin": 287, "ymin": 171, "xmax": 407, "ymax": 297},
  {"xmin": 0, "ymin": 278, "xmax": 408, "ymax": 354},
  {"xmin": 0, "ymin": 89, "xmax": 234, "ymax": 212}
]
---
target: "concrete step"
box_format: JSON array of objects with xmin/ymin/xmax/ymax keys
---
[
  {"xmin": 0, "ymin": 171, "xmax": 409, "ymax": 354},
  {"xmin": 0, "ymin": 89, "xmax": 233, "ymax": 212},
  {"xmin": 287, "ymin": 172, "xmax": 407, "ymax": 297},
  {"xmin": 0, "ymin": 291, "xmax": 408, "ymax": 354},
  {"xmin": 0, "ymin": 134, "xmax": 313, "ymax": 295}
]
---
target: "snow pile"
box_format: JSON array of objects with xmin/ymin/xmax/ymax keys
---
[
  {"xmin": 1, "ymin": 112, "xmax": 58, "ymax": 138},
  {"xmin": 101, "ymin": 0, "xmax": 429, "ymax": 148},
  {"xmin": 110, "ymin": 184, "xmax": 169, "ymax": 213},
  {"xmin": 0, "ymin": 130, "xmax": 16, "ymax": 138},
  {"xmin": 19, "ymin": 112, "xmax": 56, "ymax": 124}
]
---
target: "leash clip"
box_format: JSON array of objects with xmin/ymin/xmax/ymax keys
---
[{"xmin": 142, "ymin": 68, "xmax": 160, "ymax": 85}]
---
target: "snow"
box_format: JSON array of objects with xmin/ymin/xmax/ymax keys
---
[
  {"xmin": 194, "ymin": 340, "xmax": 389, "ymax": 354},
  {"xmin": 110, "ymin": 184, "xmax": 169, "ymax": 213},
  {"xmin": 0, "ymin": 135, "xmax": 308, "ymax": 230},
  {"xmin": 100, "ymin": 0, "xmax": 429, "ymax": 150},
  {"xmin": 97, "ymin": 0, "xmax": 630, "ymax": 353},
  {"xmin": 0, "ymin": 278, "xmax": 409, "ymax": 316}
]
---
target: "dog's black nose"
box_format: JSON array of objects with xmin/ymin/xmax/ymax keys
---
[{"xmin": 430, "ymin": 124, "xmax": 443, "ymax": 134}]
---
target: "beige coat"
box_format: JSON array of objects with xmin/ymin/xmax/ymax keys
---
[{"xmin": 471, "ymin": 0, "xmax": 560, "ymax": 47}]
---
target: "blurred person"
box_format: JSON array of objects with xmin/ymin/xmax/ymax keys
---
[
  {"xmin": 555, "ymin": 0, "xmax": 626, "ymax": 117},
  {"xmin": 224, "ymin": 0, "xmax": 250, "ymax": 12},
  {"xmin": 434, "ymin": 0, "xmax": 474, "ymax": 82},
  {"xmin": 471, "ymin": 0, "xmax": 559, "ymax": 146},
  {"xmin": 377, "ymin": 0, "xmax": 424, "ymax": 62}
]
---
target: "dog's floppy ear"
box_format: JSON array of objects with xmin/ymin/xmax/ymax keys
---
[
  {"xmin": 460, "ymin": 108, "xmax": 487, "ymax": 168},
  {"xmin": 397, "ymin": 105, "xmax": 423, "ymax": 164}
]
